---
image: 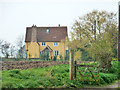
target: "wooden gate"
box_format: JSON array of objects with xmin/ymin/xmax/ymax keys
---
[
  {"xmin": 69, "ymin": 49, "xmax": 100, "ymax": 85},
  {"xmin": 74, "ymin": 61, "xmax": 100, "ymax": 85}
]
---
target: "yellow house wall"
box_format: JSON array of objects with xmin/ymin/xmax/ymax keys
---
[
  {"xmin": 25, "ymin": 42, "xmax": 40, "ymax": 58},
  {"xmin": 25, "ymin": 41, "xmax": 68, "ymax": 59}
]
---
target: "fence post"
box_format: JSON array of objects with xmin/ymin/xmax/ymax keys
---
[
  {"xmin": 74, "ymin": 61, "xmax": 77, "ymax": 79},
  {"xmin": 69, "ymin": 49, "xmax": 74, "ymax": 80}
]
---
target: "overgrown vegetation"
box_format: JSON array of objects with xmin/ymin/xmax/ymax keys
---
[
  {"xmin": 40, "ymin": 52, "xmax": 49, "ymax": 61},
  {"xmin": 69, "ymin": 10, "xmax": 118, "ymax": 72},
  {"xmin": 2, "ymin": 61, "xmax": 119, "ymax": 88}
]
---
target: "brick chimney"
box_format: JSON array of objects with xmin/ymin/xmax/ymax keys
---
[{"xmin": 31, "ymin": 24, "xmax": 37, "ymax": 42}]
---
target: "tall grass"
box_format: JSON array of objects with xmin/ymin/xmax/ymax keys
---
[{"xmin": 2, "ymin": 61, "xmax": 119, "ymax": 88}]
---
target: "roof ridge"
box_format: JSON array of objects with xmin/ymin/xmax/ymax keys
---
[{"xmin": 27, "ymin": 26, "xmax": 67, "ymax": 28}]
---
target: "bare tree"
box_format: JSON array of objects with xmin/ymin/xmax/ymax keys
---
[
  {"xmin": 0, "ymin": 40, "xmax": 3, "ymax": 45},
  {"xmin": 0, "ymin": 40, "xmax": 4, "ymax": 57},
  {"xmin": 9, "ymin": 45, "xmax": 16, "ymax": 58},
  {"xmin": 1, "ymin": 41, "xmax": 10, "ymax": 58},
  {"xmin": 16, "ymin": 35, "xmax": 26, "ymax": 58}
]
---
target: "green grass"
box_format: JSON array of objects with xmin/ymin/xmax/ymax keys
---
[
  {"xmin": 2, "ymin": 64, "xmax": 74, "ymax": 88},
  {"xmin": 2, "ymin": 61, "xmax": 119, "ymax": 88}
]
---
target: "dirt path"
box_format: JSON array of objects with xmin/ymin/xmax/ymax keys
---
[
  {"xmin": 84, "ymin": 80, "xmax": 120, "ymax": 89},
  {"xmin": 102, "ymin": 80, "xmax": 120, "ymax": 88}
]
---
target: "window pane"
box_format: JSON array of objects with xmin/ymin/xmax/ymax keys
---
[
  {"xmin": 41, "ymin": 42, "xmax": 46, "ymax": 46},
  {"xmin": 54, "ymin": 50, "xmax": 59, "ymax": 56},
  {"xmin": 57, "ymin": 51, "xmax": 59, "ymax": 55},
  {"xmin": 54, "ymin": 51, "xmax": 56, "ymax": 56},
  {"xmin": 53, "ymin": 42, "xmax": 58, "ymax": 46}
]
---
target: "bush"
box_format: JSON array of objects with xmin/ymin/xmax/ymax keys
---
[
  {"xmin": 80, "ymin": 48, "xmax": 92, "ymax": 61},
  {"xmin": 20, "ymin": 80, "xmax": 39, "ymax": 88},
  {"xmin": 59, "ymin": 55, "xmax": 63, "ymax": 60},
  {"xmin": 40, "ymin": 52, "xmax": 49, "ymax": 60},
  {"xmin": 9, "ymin": 69, "xmax": 20, "ymax": 74},
  {"xmin": 108, "ymin": 61, "xmax": 118, "ymax": 73},
  {"xmin": 2, "ymin": 80, "xmax": 17, "ymax": 88},
  {"xmin": 50, "ymin": 56, "xmax": 52, "ymax": 60},
  {"xmin": 100, "ymin": 73, "xmax": 118, "ymax": 84},
  {"xmin": 64, "ymin": 53, "xmax": 69, "ymax": 61},
  {"xmin": 118, "ymin": 62, "xmax": 120, "ymax": 79},
  {"xmin": 100, "ymin": 77, "xmax": 106, "ymax": 84}
]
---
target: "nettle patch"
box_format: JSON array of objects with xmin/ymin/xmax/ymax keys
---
[{"xmin": 2, "ymin": 61, "xmax": 119, "ymax": 88}]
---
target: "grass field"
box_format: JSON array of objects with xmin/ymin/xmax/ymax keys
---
[{"xmin": 2, "ymin": 61, "xmax": 119, "ymax": 88}]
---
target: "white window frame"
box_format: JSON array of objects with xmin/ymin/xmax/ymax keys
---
[
  {"xmin": 54, "ymin": 50, "xmax": 59, "ymax": 56},
  {"xmin": 41, "ymin": 42, "xmax": 46, "ymax": 46},
  {"xmin": 53, "ymin": 42, "xmax": 58, "ymax": 46}
]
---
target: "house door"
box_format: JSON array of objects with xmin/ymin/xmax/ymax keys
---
[{"xmin": 46, "ymin": 50, "xmax": 50, "ymax": 60}]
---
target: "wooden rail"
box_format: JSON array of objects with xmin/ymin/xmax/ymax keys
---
[
  {"xmin": 74, "ymin": 61, "xmax": 100, "ymax": 85},
  {"xmin": 69, "ymin": 49, "xmax": 99, "ymax": 85}
]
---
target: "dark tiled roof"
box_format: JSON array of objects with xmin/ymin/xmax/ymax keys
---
[{"xmin": 25, "ymin": 26, "xmax": 68, "ymax": 42}]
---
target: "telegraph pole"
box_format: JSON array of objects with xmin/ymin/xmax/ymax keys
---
[
  {"xmin": 118, "ymin": 1, "xmax": 120, "ymax": 61},
  {"xmin": 92, "ymin": 20, "xmax": 96, "ymax": 41},
  {"xmin": 94, "ymin": 20, "xmax": 96, "ymax": 41}
]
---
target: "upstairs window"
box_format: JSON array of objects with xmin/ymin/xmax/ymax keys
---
[
  {"xmin": 46, "ymin": 29, "xmax": 49, "ymax": 33},
  {"xmin": 41, "ymin": 42, "xmax": 46, "ymax": 46},
  {"xmin": 54, "ymin": 50, "xmax": 59, "ymax": 56},
  {"xmin": 53, "ymin": 42, "xmax": 58, "ymax": 46}
]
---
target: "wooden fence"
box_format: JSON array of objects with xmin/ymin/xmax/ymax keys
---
[
  {"xmin": 74, "ymin": 61, "xmax": 100, "ymax": 85},
  {"xmin": 69, "ymin": 49, "xmax": 100, "ymax": 85}
]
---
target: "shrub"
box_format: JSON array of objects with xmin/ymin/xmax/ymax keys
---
[
  {"xmin": 64, "ymin": 53, "xmax": 69, "ymax": 61},
  {"xmin": 108, "ymin": 61, "xmax": 118, "ymax": 73},
  {"xmin": 80, "ymin": 48, "xmax": 92, "ymax": 61},
  {"xmin": 59, "ymin": 55, "xmax": 63, "ymax": 60},
  {"xmin": 100, "ymin": 73, "xmax": 118, "ymax": 84},
  {"xmin": 50, "ymin": 56, "xmax": 52, "ymax": 60},
  {"xmin": 118, "ymin": 62, "xmax": 120, "ymax": 79},
  {"xmin": 2, "ymin": 80, "xmax": 17, "ymax": 88},
  {"xmin": 100, "ymin": 77, "xmax": 106, "ymax": 84},
  {"xmin": 40, "ymin": 52, "xmax": 49, "ymax": 60},
  {"xmin": 9, "ymin": 69, "xmax": 20, "ymax": 74},
  {"xmin": 20, "ymin": 80, "xmax": 39, "ymax": 88}
]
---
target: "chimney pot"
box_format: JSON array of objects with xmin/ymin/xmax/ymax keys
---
[
  {"xmin": 32, "ymin": 24, "xmax": 34, "ymax": 27},
  {"xmin": 58, "ymin": 24, "xmax": 60, "ymax": 27}
]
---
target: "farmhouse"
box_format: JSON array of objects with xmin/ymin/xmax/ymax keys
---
[{"xmin": 25, "ymin": 25, "xmax": 68, "ymax": 59}]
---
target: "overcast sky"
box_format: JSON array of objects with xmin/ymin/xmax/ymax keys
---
[{"xmin": 0, "ymin": 0, "xmax": 119, "ymax": 45}]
